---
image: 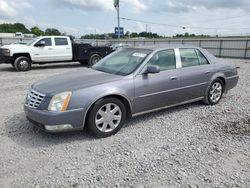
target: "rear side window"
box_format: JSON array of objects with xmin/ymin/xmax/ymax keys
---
[
  {"xmin": 55, "ymin": 38, "xmax": 68, "ymax": 46},
  {"xmin": 196, "ymin": 49, "xmax": 209, "ymax": 65},
  {"xmin": 180, "ymin": 49, "xmax": 199, "ymax": 68},
  {"xmin": 147, "ymin": 49, "xmax": 176, "ymax": 71}
]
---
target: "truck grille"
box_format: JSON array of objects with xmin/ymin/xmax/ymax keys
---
[{"xmin": 25, "ymin": 89, "xmax": 45, "ymax": 109}]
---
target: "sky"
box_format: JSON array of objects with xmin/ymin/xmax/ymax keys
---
[{"xmin": 0, "ymin": 0, "xmax": 249, "ymax": 37}]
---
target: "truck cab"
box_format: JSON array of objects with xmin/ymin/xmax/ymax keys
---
[{"xmin": 0, "ymin": 36, "xmax": 73, "ymax": 71}]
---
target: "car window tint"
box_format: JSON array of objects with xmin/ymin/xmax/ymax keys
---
[
  {"xmin": 147, "ymin": 49, "xmax": 176, "ymax": 71},
  {"xmin": 196, "ymin": 49, "xmax": 209, "ymax": 65},
  {"xmin": 36, "ymin": 38, "xmax": 52, "ymax": 46},
  {"xmin": 180, "ymin": 48, "xmax": 199, "ymax": 68},
  {"xmin": 55, "ymin": 38, "xmax": 68, "ymax": 46}
]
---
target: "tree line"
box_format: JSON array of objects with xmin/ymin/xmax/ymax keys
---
[
  {"xmin": 0, "ymin": 23, "xmax": 63, "ymax": 36},
  {"xmin": 0, "ymin": 22, "xmax": 211, "ymax": 38}
]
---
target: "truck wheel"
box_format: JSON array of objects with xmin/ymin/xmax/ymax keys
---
[
  {"xmin": 14, "ymin": 56, "xmax": 31, "ymax": 71},
  {"xmin": 88, "ymin": 54, "xmax": 102, "ymax": 66}
]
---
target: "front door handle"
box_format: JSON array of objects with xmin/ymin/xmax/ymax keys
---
[
  {"xmin": 205, "ymin": 71, "xmax": 211, "ymax": 74},
  {"xmin": 48, "ymin": 48, "xmax": 54, "ymax": 50},
  {"xmin": 170, "ymin": 76, "xmax": 177, "ymax": 80}
]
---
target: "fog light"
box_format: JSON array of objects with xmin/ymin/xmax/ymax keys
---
[{"xmin": 45, "ymin": 124, "xmax": 73, "ymax": 131}]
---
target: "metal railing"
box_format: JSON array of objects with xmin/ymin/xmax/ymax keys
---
[{"xmin": 1, "ymin": 37, "xmax": 250, "ymax": 59}]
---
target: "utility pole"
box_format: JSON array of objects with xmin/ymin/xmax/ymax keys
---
[{"xmin": 114, "ymin": 0, "xmax": 120, "ymax": 43}]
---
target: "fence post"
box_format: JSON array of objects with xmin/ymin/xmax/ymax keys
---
[
  {"xmin": 199, "ymin": 40, "xmax": 201, "ymax": 47},
  {"xmin": 244, "ymin": 40, "xmax": 249, "ymax": 59},
  {"xmin": 0, "ymin": 38, "xmax": 2, "ymax": 46},
  {"xmin": 219, "ymin": 40, "xmax": 223, "ymax": 57}
]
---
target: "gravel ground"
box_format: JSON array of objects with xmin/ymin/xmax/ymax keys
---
[{"xmin": 0, "ymin": 60, "xmax": 249, "ymax": 188}]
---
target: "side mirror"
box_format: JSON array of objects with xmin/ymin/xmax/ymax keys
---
[
  {"xmin": 143, "ymin": 65, "xmax": 160, "ymax": 74},
  {"xmin": 35, "ymin": 40, "xmax": 45, "ymax": 47}
]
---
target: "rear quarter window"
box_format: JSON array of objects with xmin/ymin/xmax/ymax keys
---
[{"xmin": 196, "ymin": 49, "xmax": 210, "ymax": 65}]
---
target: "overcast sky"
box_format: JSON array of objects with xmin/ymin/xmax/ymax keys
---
[{"xmin": 0, "ymin": 0, "xmax": 249, "ymax": 37}]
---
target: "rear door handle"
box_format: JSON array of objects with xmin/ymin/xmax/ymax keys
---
[
  {"xmin": 48, "ymin": 48, "xmax": 54, "ymax": 50},
  {"xmin": 205, "ymin": 71, "xmax": 211, "ymax": 74},
  {"xmin": 170, "ymin": 76, "xmax": 177, "ymax": 80}
]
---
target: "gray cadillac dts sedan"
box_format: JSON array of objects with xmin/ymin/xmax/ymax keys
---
[{"xmin": 24, "ymin": 45, "xmax": 239, "ymax": 137}]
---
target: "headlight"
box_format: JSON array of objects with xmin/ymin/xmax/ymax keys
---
[
  {"xmin": 1, "ymin": 48, "xmax": 10, "ymax": 56},
  {"xmin": 48, "ymin": 92, "xmax": 72, "ymax": 112}
]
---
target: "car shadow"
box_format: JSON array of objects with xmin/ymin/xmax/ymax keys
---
[
  {"xmin": 4, "ymin": 102, "xmax": 204, "ymax": 149},
  {"xmin": 0, "ymin": 62, "xmax": 87, "ymax": 72}
]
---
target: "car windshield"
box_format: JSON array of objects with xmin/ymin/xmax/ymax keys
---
[
  {"xmin": 26, "ymin": 38, "xmax": 38, "ymax": 45},
  {"xmin": 92, "ymin": 48, "xmax": 152, "ymax": 76}
]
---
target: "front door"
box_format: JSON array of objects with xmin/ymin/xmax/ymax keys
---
[
  {"xmin": 133, "ymin": 49, "xmax": 181, "ymax": 114},
  {"xmin": 32, "ymin": 38, "xmax": 54, "ymax": 62}
]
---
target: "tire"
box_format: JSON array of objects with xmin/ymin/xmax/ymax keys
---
[
  {"xmin": 14, "ymin": 56, "xmax": 31, "ymax": 71},
  {"xmin": 87, "ymin": 98, "xmax": 126, "ymax": 138},
  {"xmin": 88, "ymin": 54, "xmax": 102, "ymax": 66},
  {"xmin": 203, "ymin": 79, "xmax": 224, "ymax": 105}
]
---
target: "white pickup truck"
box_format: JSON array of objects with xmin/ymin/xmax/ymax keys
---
[{"xmin": 0, "ymin": 36, "xmax": 113, "ymax": 71}]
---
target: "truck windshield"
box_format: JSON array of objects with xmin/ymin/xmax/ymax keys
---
[
  {"xmin": 92, "ymin": 48, "xmax": 152, "ymax": 76},
  {"xmin": 26, "ymin": 38, "xmax": 38, "ymax": 46}
]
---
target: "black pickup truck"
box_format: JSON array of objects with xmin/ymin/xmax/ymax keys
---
[{"xmin": 0, "ymin": 36, "xmax": 114, "ymax": 71}]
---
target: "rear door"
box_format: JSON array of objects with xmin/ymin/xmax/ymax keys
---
[
  {"xmin": 53, "ymin": 37, "xmax": 73, "ymax": 61},
  {"xmin": 133, "ymin": 49, "xmax": 181, "ymax": 114},
  {"xmin": 177, "ymin": 48, "xmax": 215, "ymax": 102}
]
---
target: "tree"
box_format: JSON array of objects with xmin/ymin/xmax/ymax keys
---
[
  {"xmin": 0, "ymin": 23, "xmax": 30, "ymax": 33},
  {"xmin": 45, "ymin": 28, "xmax": 61, "ymax": 36},
  {"xmin": 30, "ymin": 27, "xmax": 44, "ymax": 36}
]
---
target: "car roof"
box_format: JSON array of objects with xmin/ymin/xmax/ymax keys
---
[{"xmin": 128, "ymin": 44, "xmax": 199, "ymax": 51}]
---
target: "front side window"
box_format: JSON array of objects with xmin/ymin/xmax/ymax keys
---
[
  {"xmin": 55, "ymin": 38, "xmax": 68, "ymax": 46},
  {"xmin": 147, "ymin": 49, "xmax": 176, "ymax": 71},
  {"xmin": 180, "ymin": 48, "xmax": 199, "ymax": 68},
  {"xmin": 35, "ymin": 38, "xmax": 52, "ymax": 46},
  {"xmin": 92, "ymin": 49, "xmax": 152, "ymax": 76}
]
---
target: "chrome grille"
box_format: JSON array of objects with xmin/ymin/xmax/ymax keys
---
[{"xmin": 25, "ymin": 89, "xmax": 45, "ymax": 109}]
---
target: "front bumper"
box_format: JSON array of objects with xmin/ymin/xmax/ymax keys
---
[
  {"xmin": 0, "ymin": 54, "xmax": 13, "ymax": 64},
  {"xmin": 24, "ymin": 105, "xmax": 85, "ymax": 133}
]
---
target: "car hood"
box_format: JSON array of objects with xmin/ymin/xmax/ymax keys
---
[{"xmin": 32, "ymin": 68, "xmax": 123, "ymax": 95}]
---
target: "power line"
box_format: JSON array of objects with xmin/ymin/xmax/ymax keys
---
[{"xmin": 121, "ymin": 17, "xmax": 250, "ymax": 30}]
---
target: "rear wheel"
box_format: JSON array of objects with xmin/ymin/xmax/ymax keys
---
[
  {"xmin": 87, "ymin": 98, "xmax": 126, "ymax": 137},
  {"xmin": 14, "ymin": 56, "xmax": 31, "ymax": 71},
  {"xmin": 203, "ymin": 79, "xmax": 224, "ymax": 105},
  {"xmin": 88, "ymin": 54, "xmax": 102, "ymax": 66}
]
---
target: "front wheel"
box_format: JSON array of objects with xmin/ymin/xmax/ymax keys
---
[
  {"xmin": 14, "ymin": 56, "xmax": 31, "ymax": 71},
  {"xmin": 88, "ymin": 54, "xmax": 102, "ymax": 66},
  {"xmin": 203, "ymin": 79, "xmax": 224, "ymax": 105},
  {"xmin": 87, "ymin": 98, "xmax": 126, "ymax": 137}
]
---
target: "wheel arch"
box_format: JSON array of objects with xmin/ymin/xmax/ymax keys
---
[
  {"xmin": 83, "ymin": 94, "xmax": 132, "ymax": 129},
  {"xmin": 13, "ymin": 53, "xmax": 32, "ymax": 62}
]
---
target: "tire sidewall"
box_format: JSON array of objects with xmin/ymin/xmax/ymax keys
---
[
  {"xmin": 87, "ymin": 98, "xmax": 126, "ymax": 137},
  {"xmin": 207, "ymin": 79, "xmax": 224, "ymax": 105},
  {"xmin": 14, "ymin": 56, "xmax": 31, "ymax": 71},
  {"xmin": 88, "ymin": 54, "xmax": 101, "ymax": 66}
]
